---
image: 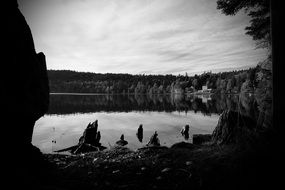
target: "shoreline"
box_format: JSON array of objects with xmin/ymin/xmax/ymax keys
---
[
  {"xmin": 43, "ymin": 136, "xmax": 278, "ymax": 190},
  {"xmin": 50, "ymin": 92, "xmax": 252, "ymax": 96},
  {"xmin": 50, "ymin": 92, "xmax": 214, "ymax": 96},
  {"xmin": 45, "ymin": 142, "xmax": 218, "ymax": 189}
]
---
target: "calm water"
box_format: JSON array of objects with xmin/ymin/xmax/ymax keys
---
[{"xmin": 32, "ymin": 93, "xmax": 256, "ymax": 153}]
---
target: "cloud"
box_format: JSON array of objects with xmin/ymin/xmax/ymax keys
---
[{"xmin": 19, "ymin": 0, "xmax": 267, "ymax": 75}]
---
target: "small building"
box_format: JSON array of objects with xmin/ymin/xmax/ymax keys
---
[{"xmin": 201, "ymin": 85, "xmax": 212, "ymax": 93}]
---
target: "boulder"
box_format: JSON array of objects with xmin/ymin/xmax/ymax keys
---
[{"xmin": 212, "ymin": 110, "xmax": 257, "ymax": 145}]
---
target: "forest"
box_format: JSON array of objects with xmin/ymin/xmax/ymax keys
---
[{"xmin": 48, "ymin": 65, "xmax": 266, "ymax": 95}]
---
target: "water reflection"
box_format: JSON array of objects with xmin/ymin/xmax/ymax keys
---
[
  {"xmin": 33, "ymin": 93, "xmax": 263, "ymax": 153},
  {"xmin": 48, "ymin": 93, "xmax": 259, "ymax": 117}
]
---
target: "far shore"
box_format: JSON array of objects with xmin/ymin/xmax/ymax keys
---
[
  {"xmin": 49, "ymin": 92, "xmax": 253, "ymax": 96},
  {"xmin": 50, "ymin": 92, "xmax": 214, "ymax": 96}
]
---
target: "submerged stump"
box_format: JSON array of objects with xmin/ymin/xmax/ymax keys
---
[
  {"xmin": 116, "ymin": 134, "xmax": 128, "ymax": 146},
  {"xmin": 136, "ymin": 124, "xmax": 143, "ymax": 143},
  {"xmin": 181, "ymin": 125, "xmax": 190, "ymax": 140}
]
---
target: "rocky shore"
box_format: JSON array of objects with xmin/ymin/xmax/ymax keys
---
[
  {"xmin": 45, "ymin": 142, "xmax": 219, "ymax": 190},
  {"xmin": 41, "ymin": 130, "xmax": 280, "ymax": 190}
]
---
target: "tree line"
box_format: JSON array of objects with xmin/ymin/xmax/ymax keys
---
[{"xmin": 48, "ymin": 66, "xmax": 263, "ymax": 94}]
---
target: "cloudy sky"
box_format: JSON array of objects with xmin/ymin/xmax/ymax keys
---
[{"xmin": 19, "ymin": 0, "xmax": 267, "ymax": 76}]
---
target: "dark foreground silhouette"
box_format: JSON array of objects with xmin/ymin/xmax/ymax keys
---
[{"xmin": 4, "ymin": 1, "xmax": 52, "ymax": 189}]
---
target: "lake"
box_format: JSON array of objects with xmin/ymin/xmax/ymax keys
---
[{"xmin": 32, "ymin": 93, "xmax": 253, "ymax": 154}]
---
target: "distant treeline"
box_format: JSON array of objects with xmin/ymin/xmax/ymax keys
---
[{"xmin": 48, "ymin": 66, "xmax": 266, "ymax": 94}]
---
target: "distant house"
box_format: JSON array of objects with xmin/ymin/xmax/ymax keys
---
[{"xmin": 201, "ymin": 85, "xmax": 212, "ymax": 93}]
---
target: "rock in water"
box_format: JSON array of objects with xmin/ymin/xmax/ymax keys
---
[
  {"xmin": 147, "ymin": 131, "xmax": 160, "ymax": 146},
  {"xmin": 116, "ymin": 134, "xmax": 128, "ymax": 146},
  {"xmin": 212, "ymin": 110, "xmax": 257, "ymax": 145}
]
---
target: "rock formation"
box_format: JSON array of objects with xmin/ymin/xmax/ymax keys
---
[{"xmin": 212, "ymin": 110, "xmax": 257, "ymax": 145}]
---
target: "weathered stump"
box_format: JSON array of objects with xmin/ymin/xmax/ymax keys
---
[
  {"xmin": 147, "ymin": 131, "xmax": 160, "ymax": 146},
  {"xmin": 55, "ymin": 120, "xmax": 106, "ymax": 154},
  {"xmin": 116, "ymin": 134, "xmax": 128, "ymax": 146},
  {"xmin": 136, "ymin": 124, "xmax": 143, "ymax": 142},
  {"xmin": 181, "ymin": 125, "xmax": 190, "ymax": 140}
]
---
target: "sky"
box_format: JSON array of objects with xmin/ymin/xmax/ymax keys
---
[{"xmin": 18, "ymin": 0, "xmax": 267, "ymax": 76}]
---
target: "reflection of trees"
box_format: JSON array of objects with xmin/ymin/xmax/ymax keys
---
[
  {"xmin": 212, "ymin": 92, "xmax": 272, "ymax": 145},
  {"xmin": 48, "ymin": 93, "xmax": 261, "ymax": 118},
  {"xmin": 211, "ymin": 93, "xmax": 259, "ymax": 119}
]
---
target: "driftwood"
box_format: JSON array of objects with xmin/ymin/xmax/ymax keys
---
[{"xmin": 55, "ymin": 120, "xmax": 106, "ymax": 154}]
